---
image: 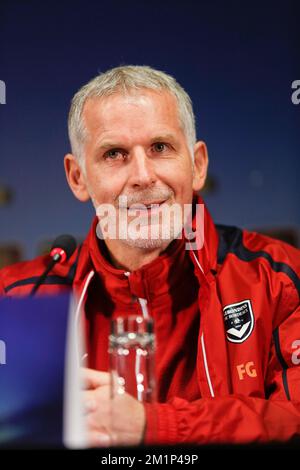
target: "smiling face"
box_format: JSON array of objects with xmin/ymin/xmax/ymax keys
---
[{"xmin": 65, "ymin": 88, "xmax": 208, "ymax": 253}]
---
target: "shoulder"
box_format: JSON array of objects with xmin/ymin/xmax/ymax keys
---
[
  {"xmin": 0, "ymin": 247, "xmax": 81, "ymax": 296},
  {"xmin": 216, "ymin": 224, "xmax": 300, "ymax": 297},
  {"xmin": 0, "ymin": 255, "xmax": 48, "ymax": 295},
  {"xmin": 217, "ymin": 224, "xmax": 300, "ymax": 265}
]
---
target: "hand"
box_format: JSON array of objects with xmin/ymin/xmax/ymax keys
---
[{"xmin": 81, "ymin": 367, "xmax": 146, "ymax": 447}]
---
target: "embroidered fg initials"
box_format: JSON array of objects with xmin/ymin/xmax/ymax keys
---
[{"xmin": 237, "ymin": 361, "xmax": 257, "ymax": 380}]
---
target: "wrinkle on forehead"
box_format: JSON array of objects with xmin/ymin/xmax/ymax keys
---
[
  {"xmin": 82, "ymin": 89, "xmax": 183, "ymax": 145},
  {"xmin": 84, "ymin": 89, "xmax": 178, "ymax": 121}
]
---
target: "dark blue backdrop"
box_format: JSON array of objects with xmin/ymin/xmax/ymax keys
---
[{"xmin": 0, "ymin": 0, "xmax": 299, "ymax": 258}]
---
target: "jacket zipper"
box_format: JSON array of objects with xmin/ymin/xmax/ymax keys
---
[
  {"xmin": 124, "ymin": 271, "xmax": 150, "ymax": 319},
  {"xmin": 190, "ymin": 251, "xmax": 215, "ymax": 398},
  {"xmin": 75, "ymin": 262, "xmax": 215, "ymax": 398}
]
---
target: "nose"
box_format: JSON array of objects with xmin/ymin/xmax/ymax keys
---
[{"xmin": 127, "ymin": 147, "xmax": 157, "ymax": 189}]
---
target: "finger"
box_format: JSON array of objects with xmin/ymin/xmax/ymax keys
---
[
  {"xmin": 82, "ymin": 389, "xmax": 98, "ymax": 413},
  {"xmin": 87, "ymin": 430, "xmax": 112, "ymax": 448},
  {"xmin": 81, "ymin": 367, "xmax": 110, "ymax": 389},
  {"xmin": 82, "ymin": 386, "xmax": 112, "ymax": 414}
]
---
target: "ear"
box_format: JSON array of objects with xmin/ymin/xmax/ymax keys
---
[
  {"xmin": 64, "ymin": 153, "xmax": 90, "ymax": 202},
  {"xmin": 192, "ymin": 141, "xmax": 209, "ymax": 192}
]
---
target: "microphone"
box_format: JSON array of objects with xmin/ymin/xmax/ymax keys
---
[{"xmin": 30, "ymin": 234, "xmax": 77, "ymax": 296}]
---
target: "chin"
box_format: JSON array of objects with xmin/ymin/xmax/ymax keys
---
[{"xmin": 121, "ymin": 237, "xmax": 173, "ymax": 250}]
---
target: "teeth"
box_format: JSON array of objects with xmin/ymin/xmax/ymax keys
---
[{"xmin": 127, "ymin": 203, "xmax": 161, "ymax": 210}]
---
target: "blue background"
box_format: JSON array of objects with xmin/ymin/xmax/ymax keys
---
[
  {"xmin": 0, "ymin": 0, "xmax": 299, "ymax": 259},
  {"xmin": 0, "ymin": 294, "xmax": 70, "ymax": 445}
]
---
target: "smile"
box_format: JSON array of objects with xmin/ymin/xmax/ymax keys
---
[{"xmin": 126, "ymin": 201, "xmax": 167, "ymax": 214}]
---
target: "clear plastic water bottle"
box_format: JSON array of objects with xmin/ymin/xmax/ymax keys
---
[{"xmin": 109, "ymin": 315, "xmax": 156, "ymax": 403}]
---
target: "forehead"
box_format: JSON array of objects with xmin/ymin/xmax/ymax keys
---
[{"xmin": 82, "ymin": 89, "xmax": 183, "ymax": 142}]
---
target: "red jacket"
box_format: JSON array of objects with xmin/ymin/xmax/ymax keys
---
[{"xmin": 1, "ymin": 196, "xmax": 300, "ymax": 445}]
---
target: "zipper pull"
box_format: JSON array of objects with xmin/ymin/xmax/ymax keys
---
[{"xmin": 138, "ymin": 297, "xmax": 149, "ymax": 319}]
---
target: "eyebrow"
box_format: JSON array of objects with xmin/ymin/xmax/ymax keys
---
[
  {"xmin": 95, "ymin": 133, "xmax": 178, "ymax": 152},
  {"xmin": 96, "ymin": 141, "xmax": 123, "ymax": 150},
  {"xmin": 150, "ymin": 134, "xmax": 178, "ymax": 144}
]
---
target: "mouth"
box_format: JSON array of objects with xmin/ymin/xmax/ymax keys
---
[
  {"xmin": 127, "ymin": 200, "xmax": 166, "ymax": 211},
  {"xmin": 125, "ymin": 200, "xmax": 167, "ymax": 215}
]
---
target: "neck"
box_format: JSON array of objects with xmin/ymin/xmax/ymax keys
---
[{"xmin": 103, "ymin": 239, "xmax": 172, "ymax": 271}]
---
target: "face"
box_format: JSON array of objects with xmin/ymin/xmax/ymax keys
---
[{"xmin": 65, "ymin": 89, "xmax": 208, "ymax": 251}]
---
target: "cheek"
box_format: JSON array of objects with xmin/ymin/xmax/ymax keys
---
[
  {"xmin": 87, "ymin": 171, "xmax": 125, "ymax": 204},
  {"xmin": 163, "ymin": 163, "xmax": 194, "ymax": 197}
]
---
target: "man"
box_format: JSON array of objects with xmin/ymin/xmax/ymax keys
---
[{"xmin": 1, "ymin": 65, "xmax": 300, "ymax": 446}]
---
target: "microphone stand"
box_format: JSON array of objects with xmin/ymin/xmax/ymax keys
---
[{"xmin": 30, "ymin": 253, "xmax": 61, "ymax": 296}]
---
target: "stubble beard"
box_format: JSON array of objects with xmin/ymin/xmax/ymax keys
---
[{"xmin": 90, "ymin": 188, "xmax": 185, "ymax": 251}]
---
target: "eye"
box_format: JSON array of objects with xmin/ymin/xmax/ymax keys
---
[
  {"xmin": 152, "ymin": 142, "xmax": 168, "ymax": 153},
  {"xmin": 103, "ymin": 149, "xmax": 126, "ymax": 161}
]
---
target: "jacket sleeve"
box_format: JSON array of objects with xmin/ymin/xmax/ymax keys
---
[
  {"xmin": 144, "ymin": 303, "xmax": 300, "ymax": 445},
  {"xmin": 0, "ymin": 271, "xmax": 6, "ymax": 296}
]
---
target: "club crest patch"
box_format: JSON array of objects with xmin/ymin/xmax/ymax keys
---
[{"xmin": 223, "ymin": 299, "xmax": 254, "ymax": 343}]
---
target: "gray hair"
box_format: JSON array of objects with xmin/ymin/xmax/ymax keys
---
[{"xmin": 68, "ymin": 65, "xmax": 197, "ymax": 166}]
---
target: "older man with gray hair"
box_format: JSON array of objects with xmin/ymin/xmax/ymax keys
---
[{"xmin": 1, "ymin": 65, "xmax": 300, "ymax": 446}]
